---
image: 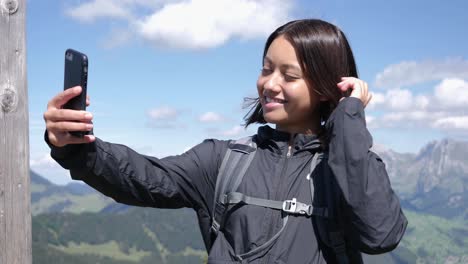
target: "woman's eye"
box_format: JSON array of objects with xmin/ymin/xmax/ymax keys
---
[
  {"xmin": 284, "ymin": 74, "xmax": 300, "ymax": 81},
  {"xmin": 261, "ymin": 68, "xmax": 273, "ymax": 75}
]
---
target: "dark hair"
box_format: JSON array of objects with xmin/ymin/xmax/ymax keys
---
[{"xmin": 243, "ymin": 19, "xmax": 358, "ymax": 147}]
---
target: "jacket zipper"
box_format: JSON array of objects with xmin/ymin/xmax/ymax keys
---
[{"xmin": 262, "ymin": 143, "xmax": 293, "ymax": 264}]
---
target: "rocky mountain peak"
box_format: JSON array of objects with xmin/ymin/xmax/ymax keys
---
[{"xmin": 414, "ymin": 138, "xmax": 468, "ymax": 193}]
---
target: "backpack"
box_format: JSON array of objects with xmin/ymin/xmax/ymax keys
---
[{"xmin": 210, "ymin": 136, "xmax": 349, "ymax": 263}]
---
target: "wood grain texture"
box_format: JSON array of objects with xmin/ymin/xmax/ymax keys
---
[{"xmin": 0, "ymin": 0, "xmax": 32, "ymax": 263}]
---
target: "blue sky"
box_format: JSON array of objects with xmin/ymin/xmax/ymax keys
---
[{"xmin": 28, "ymin": 0, "xmax": 468, "ymax": 184}]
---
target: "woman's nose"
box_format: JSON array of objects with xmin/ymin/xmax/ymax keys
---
[{"xmin": 263, "ymin": 72, "xmax": 282, "ymax": 92}]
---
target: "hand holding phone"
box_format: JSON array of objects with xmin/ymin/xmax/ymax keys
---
[
  {"xmin": 43, "ymin": 49, "xmax": 94, "ymax": 147},
  {"xmin": 44, "ymin": 86, "xmax": 95, "ymax": 147},
  {"xmin": 63, "ymin": 49, "xmax": 89, "ymax": 137}
]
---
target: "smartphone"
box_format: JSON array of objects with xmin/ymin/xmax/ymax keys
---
[{"xmin": 63, "ymin": 49, "xmax": 88, "ymax": 137}]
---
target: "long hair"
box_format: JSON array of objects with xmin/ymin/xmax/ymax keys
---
[{"xmin": 244, "ymin": 19, "xmax": 358, "ymax": 147}]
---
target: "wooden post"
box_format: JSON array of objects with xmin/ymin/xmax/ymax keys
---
[{"xmin": 0, "ymin": 0, "xmax": 32, "ymax": 263}]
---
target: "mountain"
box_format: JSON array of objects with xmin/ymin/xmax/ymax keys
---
[
  {"xmin": 372, "ymin": 138, "xmax": 468, "ymax": 220},
  {"xmin": 371, "ymin": 143, "xmax": 417, "ymax": 197},
  {"xmin": 408, "ymin": 139, "xmax": 468, "ymax": 219},
  {"xmin": 30, "ymin": 170, "xmax": 115, "ymax": 215}
]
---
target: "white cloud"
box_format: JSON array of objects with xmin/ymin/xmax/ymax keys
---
[
  {"xmin": 382, "ymin": 111, "xmax": 433, "ymax": 123},
  {"xmin": 368, "ymin": 89, "xmax": 428, "ymax": 112},
  {"xmin": 368, "ymin": 111, "xmax": 448, "ymax": 130},
  {"xmin": 65, "ymin": 0, "xmax": 170, "ymax": 22},
  {"xmin": 205, "ymin": 125, "xmax": 246, "ymax": 137},
  {"xmin": 146, "ymin": 122, "xmax": 187, "ymax": 129},
  {"xmin": 199, "ymin": 112, "xmax": 224, "ymax": 122},
  {"xmin": 66, "ymin": 0, "xmax": 293, "ymax": 49},
  {"xmin": 368, "ymin": 78, "xmax": 467, "ymax": 112},
  {"xmin": 367, "ymin": 92, "xmax": 385, "ymax": 109},
  {"xmin": 374, "ymin": 58, "xmax": 468, "ymax": 89},
  {"xmin": 147, "ymin": 106, "xmax": 179, "ymax": 120},
  {"xmin": 415, "ymin": 95, "xmax": 430, "ymax": 110},
  {"xmin": 66, "ymin": 0, "xmax": 132, "ymax": 22},
  {"xmin": 433, "ymin": 116, "xmax": 468, "ymax": 130},
  {"xmin": 146, "ymin": 106, "xmax": 184, "ymax": 129},
  {"xmin": 365, "ymin": 115, "xmax": 375, "ymax": 125},
  {"xmin": 30, "ymin": 154, "xmax": 56, "ymax": 167},
  {"xmin": 30, "ymin": 154, "xmax": 72, "ymax": 185},
  {"xmin": 385, "ymin": 89, "xmax": 413, "ymax": 110},
  {"xmin": 367, "ymin": 78, "xmax": 468, "ymax": 135},
  {"xmin": 137, "ymin": 0, "xmax": 292, "ymax": 49},
  {"xmin": 434, "ymin": 78, "xmax": 468, "ymax": 108},
  {"xmin": 220, "ymin": 125, "xmax": 245, "ymax": 137}
]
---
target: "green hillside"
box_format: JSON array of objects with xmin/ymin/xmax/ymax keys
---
[
  {"xmin": 30, "ymin": 170, "xmax": 114, "ymax": 215},
  {"xmin": 396, "ymin": 210, "xmax": 468, "ymax": 264},
  {"xmin": 363, "ymin": 210, "xmax": 468, "ymax": 264},
  {"xmin": 32, "ymin": 207, "xmax": 206, "ymax": 264},
  {"xmin": 32, "ymin": 206, "xmax": 468, "ymax": 264}
]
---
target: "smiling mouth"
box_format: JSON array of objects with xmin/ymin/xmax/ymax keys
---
[{"xmin": 264, "ymin": 96, "xmax": 287, "ymax": 104}]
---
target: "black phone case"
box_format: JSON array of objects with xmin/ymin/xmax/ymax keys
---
[{"xmin": 63, "ymin": 49, "xmax": 88, "ymax": 137}]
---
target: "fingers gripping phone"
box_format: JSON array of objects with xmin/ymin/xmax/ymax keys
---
[{"xmin": 63, "ymin": 49, "xmax": 89, "ymax": 137}]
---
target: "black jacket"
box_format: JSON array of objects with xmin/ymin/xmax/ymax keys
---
[{"xmin": 47, "ymin": 97, "xmax": 407, "ymax": 263}]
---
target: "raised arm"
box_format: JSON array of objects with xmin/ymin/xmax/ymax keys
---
[
  {"xmin": 327, "ymin": 79, "xmax": 408, "ymax": 254},
  {"xmin": 46, "ymin": 136, "xmax": 226, "ymax": 210},
  {"xmin": 44, "ymin": 86, "xmax": 226, "ymax": 211}
]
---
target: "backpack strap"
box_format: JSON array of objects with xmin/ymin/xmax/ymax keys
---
[
  {"xmin": 224, "ymin": 192, "xmax": 328, "ymax": 218},
  {"xmin": 223, "ymin": 190, "xmax": 328, "ymax": 262},
  {"xmin": 210, "ymin": 136, "xmax": 257, "ymax": 237},
  {"xmin": 211, "ymin": 138, "xmax": 348, "ymax": 263},
  {"xmin": 309, "ymin": 152, "xmax": 349, "ymax": 264},
  {"xmin": 329, "ymin": 230, "xmax": 349, "ymax": 264},
  {"xmin": 226, "ymin": 151, "xmax": 326, "ymax": 262}
]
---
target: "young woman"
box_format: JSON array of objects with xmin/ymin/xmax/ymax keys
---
[{"xmin": 44, "ymin": 19, "xmax": 407, "ymax": 263}]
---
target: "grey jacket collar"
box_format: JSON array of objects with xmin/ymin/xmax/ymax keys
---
[{"xmin": 255, "ymin": 125, "xmax": 322, "ymax": 155}]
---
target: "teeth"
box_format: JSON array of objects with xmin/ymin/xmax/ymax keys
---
[{"xmin": 265, "ymin": 97, "xmax": 286, "ymax": 103}]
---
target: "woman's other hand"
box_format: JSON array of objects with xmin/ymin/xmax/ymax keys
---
[
  {"xmin": 43, "ymin": 86, "xmax": 95, "ymax": 147},
  {"xmin": 337, "ymin": 77, "xmax": 373, "ymax": 107}
]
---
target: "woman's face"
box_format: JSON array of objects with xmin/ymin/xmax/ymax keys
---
[{"xmin": 257, "ymin": 35, "xmax": 323, "ymax": 134}]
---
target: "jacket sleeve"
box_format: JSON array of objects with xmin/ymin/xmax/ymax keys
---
[
  {"xmin": 326, "ymin": 97, "xmax": 408, "ymax": 254},
  {"xmin": 46, "ymin": 133, "xmax": 228, "ymax": 211}
]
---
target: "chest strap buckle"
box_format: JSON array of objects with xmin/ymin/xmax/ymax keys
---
[{"xmin": 282, "ymin": 198, "xmax": 313, "ymax": 216}]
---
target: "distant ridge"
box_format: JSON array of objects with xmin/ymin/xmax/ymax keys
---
[
  {"xmin": 371, "ymin": 137, "xmax": 468, "ymax": 220},
  {"xmin": 30, "ymin": 170, "xmax": 114, "ymax": 215}
]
